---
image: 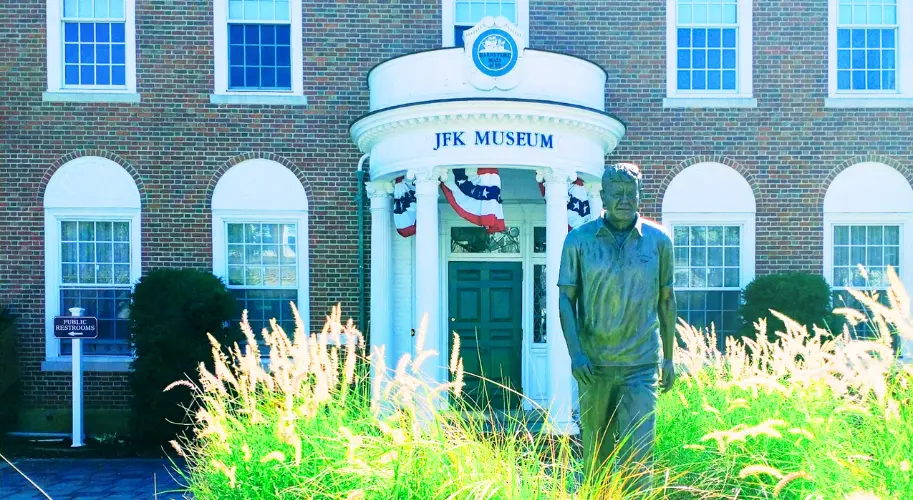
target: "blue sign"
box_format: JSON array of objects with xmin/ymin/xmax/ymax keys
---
[
  {"xmin": 472, "ymin": 28, "xmax": 519, "ymax": 77},
  {"xmin": 53, "ymin": 316, "xmax": 98, "ymax": 339},
  {"xmin": 434, "ymin": 130, "xmax": 554, "ymax": 151}
]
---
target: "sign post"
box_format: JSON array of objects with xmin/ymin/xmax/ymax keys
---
[{"xmin": 53, "ymin": 309, "xmax": 98, "ymax": 448}]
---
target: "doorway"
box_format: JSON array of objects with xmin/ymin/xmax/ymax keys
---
[{"xmin": 448, "ymin": 261, "xmax": 523, "ymax": 410}]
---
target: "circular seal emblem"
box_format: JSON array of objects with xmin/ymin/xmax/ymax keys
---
[{"xmin": 471, "ymin": 28, "xmax": 519, "ymax": 77}]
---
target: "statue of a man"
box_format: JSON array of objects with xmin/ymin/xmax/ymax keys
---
[{"xmin": 557, "ymin": 163, "xmax": 677, "ymax": 492}]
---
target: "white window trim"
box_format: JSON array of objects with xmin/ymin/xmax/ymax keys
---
[
  {"xmin": 823, "ymin": 212, "xmax": 913, "ymax": 361},
  {"xmin": 44, "ymin": 0, "xmax": 140, "ymax": 102},
  {"xmin": 823, "ymin": 212, "xmax": 913, "ymax": 294},
  {"xmin": 441, "ymin": 0, "xmax": 530, "ymax": 48},
  {"xmin": 212, "ymin": 209, "xmax": 310, "ymax": 343},
  {"xmin": 661, "ymin": 212, "xmax": 757, "ymax": 290},
  {"xmin": 42, "ymin": 208, "xmax": 142, "ymax": 373},
  {"xmin": 826, "ymin": 0, "xmax": 913, "ymax": 107},
  {"xmin": 211, "ymin": 0, "xmax": 306, "ymax": 105},
  {"xmin": 664, "ymin": 0, "xmax": 755, "ymax": 107}
]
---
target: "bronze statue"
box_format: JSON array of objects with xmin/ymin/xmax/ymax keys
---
[{"xmin": 557, "ymin": 163, "xmax": 677, "ymax": 494}]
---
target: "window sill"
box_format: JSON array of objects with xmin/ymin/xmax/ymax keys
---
[
  {"xmin": 42, "ymin": 358, "xmax": 133, "ymax": 373},
  {"xmin": 42, "ymin": 91, "xmax": 141, "ymax": 103},
  {"xmin": 210, "ymin": 93, "xmax": 308, "ymax": 106},
  {"xmin": 663, "ymin": 97, "xmax": 758, "ymax": 109},
  {"xmin": 824, "ymin": 97, "xmax": 913, "ymax": 108}
]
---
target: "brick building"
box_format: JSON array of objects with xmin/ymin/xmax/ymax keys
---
[{"xmin": 2, "ymin": 0, "xmax": 912, "ymax": 434}]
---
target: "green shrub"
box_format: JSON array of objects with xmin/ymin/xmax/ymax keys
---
[
  {"xmin": 736, "ymin": 272, "xmax": 844, "ymax": 341},
  {"xmin": 128, "ymin": 268, "xmax": 239, "ymax": 449},
  {"xmin": 0, "ymin": 306, "xmax": 21, "ymax": 434}
]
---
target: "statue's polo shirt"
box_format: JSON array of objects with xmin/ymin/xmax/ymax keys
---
[{"xmin": 558, "ymin": 216, "xmax": 674, "ymax": 367}]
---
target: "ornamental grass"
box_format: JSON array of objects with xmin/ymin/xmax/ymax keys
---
[
  {"xmin": 656, "ymin": 265, "xmax": 913, "ymax": 499},
  {"xmin": 173, "ymin": 265, "xmax": 913, "ymax": 499}
]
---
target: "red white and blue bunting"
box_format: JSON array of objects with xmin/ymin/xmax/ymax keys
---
[
  {"xmin": 538, "ymin": 178, "xmax": 592, "ymax": 230},
  {"xmin": 392, "ymin": 176, "xmax": 417, "ymax": 237},
  {"xmin": 440, "ymin": 168, "xmax": 506, "ymax": 234}
]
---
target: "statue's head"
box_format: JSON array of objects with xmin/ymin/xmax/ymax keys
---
[{"xmin": 600, "ymin": 163, "xmax": 642, "ymax": 228}]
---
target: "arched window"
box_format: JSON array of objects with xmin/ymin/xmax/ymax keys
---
[
  {"xmin": 662, "ymin": 162, "xmax": 756, "ymax": 347},
  {"xmin": 823, "ymin": 162, "xmax": 913, "ymax": 342},
  {"xmin": 44, "ymin": 156, "xmax": 141, "ymax": 370},
  {"xmin": 211, "ymin": 159, "xmax": 309, "ymax": 340}
]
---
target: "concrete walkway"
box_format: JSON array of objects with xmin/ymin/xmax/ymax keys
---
[{"xmin": 0, "ymin": 458, "xmax": 189, "ymax": 499}]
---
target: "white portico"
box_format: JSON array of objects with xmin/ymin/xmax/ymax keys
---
[{"xmin": 350, "ymin": 18, "xmax": 626, "ymax": 433}]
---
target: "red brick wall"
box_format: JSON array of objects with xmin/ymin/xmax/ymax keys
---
[{"xmin": 2, "ymin": 0, "xmax": 912, "ymax": 412}]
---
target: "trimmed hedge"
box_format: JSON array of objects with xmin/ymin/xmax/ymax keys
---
[
  {"xmin": 128, "ymin": 268, "xmax": 240, "ymax": 449},
  {"xmin": 0, "ymin": 306, "xmax": 21, "ymax": 435},
  {"xmin": 737, "ymin": 272, "xmax": 845, "ymax": 342}
]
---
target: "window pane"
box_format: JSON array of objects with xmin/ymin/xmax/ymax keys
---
[
  {"xmin": 94, "ymin": 0, "xmax": 109, "ymax": 18},
  {"xmin": 451, "ymin": 226, "xmax": 521, "ymax": 254},
  {"xmin": 230, "ymin": 289, "xmax": 298, "ymax": 343},
  {"xmin": 59, "ymin": 288, "xmax": 131, "ymax": 355},
  {"xmin": 114, "ymin": 264, "xmax": 130, "ymax": 284},
  {"xmin": 678, "ymin": 5, "xmax": 692, "ymax": 23},
  {"xmin": 228, "ymin": 266, "xmax": 244, "ymax": 286},
  {"xmin": 674, "ymin": 225, "xmax": 742, "ymax": 297},
  {"xmin": 708, "ymin": 247, "xmax": 723, "ymax": 266},
  {"xmin": 78, "ymin": 0, "xmax": 93, "ymax": 18},
  {"xmin": 97, "ymin": 242, "xmax": 112, "ymax": 263},
  {"xmin": 62, "ymin": 221, "xmax": 78, "ymax": 241},
  {"xmin": 64, "ymin": 0, "xmax": 78, "ymax": 17},
  {"xmin": 110, "ymin": 0, "xmax": 124, "ymax": 18},
  {"xmin": 533, "ymin": 264, "xmax": 547, "ymax": 343},
  {"xmin": 674, "ymin": 226, "xmax": 689, "ymax": 245},
  {"xmin": 228, "ymin": 24, "xmax": 292, "ymax": 90},
  {"xmin": 832, "ymin": 225, "xmax": 901, "ymax": 291}
]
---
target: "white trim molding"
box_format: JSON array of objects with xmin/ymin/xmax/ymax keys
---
[
  {"xmin": 442, "ymin": 0, "xmax": 530, "ymax": 48},
  {"xmin": 823, "ymin": 162, "xmax": 913, "ymax": 360},
  {"xmin": 211, "ymin": 0, "xmax": 305, "ymax": 104},
  {"xmin": 43, "ymin": 156, "xmax": 142, "ymax": 372},
  {"xmin": 826, "ymin": 0, "xmax": 913, "ymax": 107},
  {"xmin": 661, "ymin": 162, "xmax": 757, "ymax": 287},
  {"xmin": 45, "ymin": 0, "xmax": 139, "ymax": 100},
  {"xmin": 211, "ymin": 159, "xmax": 310, "ymax": 339},
  {"xmin": 665, "ymin": 0, "xmax": 754, "ymax": 107},
  {"xmin": 661, "ymin": 162, "xmax": 757, "ymax": 338}
]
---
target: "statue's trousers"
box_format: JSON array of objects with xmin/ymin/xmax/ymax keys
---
[{"xmin": 577, "ymin": 363, "xmax": 658, "ymax": 493}]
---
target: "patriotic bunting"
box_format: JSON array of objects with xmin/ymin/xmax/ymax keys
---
[
  {"xmin": 538, "ymin": 178, "xmax": 592, "ymax": 230},
  {"xmin": 440, "ymin": 168, "xmax": 506, "ymax": 234},
  {"xmin": 392, "ymin": 176, "xmax": 417, "ymax": 237}
]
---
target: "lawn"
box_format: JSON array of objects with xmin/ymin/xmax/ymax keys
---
[{"xmin": 174, "ymin": 272, "xmax": 913, "ymax": 499}]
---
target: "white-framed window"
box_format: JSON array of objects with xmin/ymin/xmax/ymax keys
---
[
  {"xmin": 827, "ymin": 0, "xmax": 913, "ymax": 107},
  {"xmin": 43, "ymin": 156, "xmax": 142, "ymax": 371},
  {"xmin": 222, "ymin": 221, "xmax": 300, "ymax": 335},
  {"xmin": 664, "ymin": 0, "xmax": 756, "ymax": 108},
  {"xmin": 663, "ymin": 218, "xmax": 754, "ymax": 350},
  {"xmin": 830, "ymin": 224, "xmax": 901, "ymax": 313},
  {"xmin": 212, "ymin": 0, "xmax": 305, "ymax": 104},
  {"xmin": 442, "ymin": 0, "xmax": 529, "ymax": 48},
  {"xmin": 662, "ymin": 163, "xmax": 756, "ymax": 349},
  {"xmin": 44, "ymin": 0, "xmax": 139, "ymax": 102},
  {"xmin": 212, "ymin": 159, "xmax": 309, "ymax": 344},
  {"xmin": 823, "ymin": 162, "xmax": 913, "ymax": 353}
]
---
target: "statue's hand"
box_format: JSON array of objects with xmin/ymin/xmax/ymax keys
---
[
  {"xmin": 661, "ymin": 359, "xmax": 676, "ymax": 392},
  {"xmin": 571, "ymin": 353, "xmax": 595, "ymax": 386}
]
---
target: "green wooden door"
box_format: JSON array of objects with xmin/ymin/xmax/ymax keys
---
[{"xmin": 448, "ymin": 261, "xmax": 523, "ymax": 410}]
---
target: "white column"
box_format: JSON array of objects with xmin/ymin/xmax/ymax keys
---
[
  {"xmin": 367, "ymin": 181, "xmax": 395, "ymax": 406},
  {"xmin": 586, "ymin": 181, "xmax": 604, "ymax": 223},
  {"xmin": 540, "ymin": 169, "xmax": 578, "ymax": 434},
  {"xmin": 411, "ymin": 170, "xmax": 443, "ymax": 392},
  {"xmin": 69, "ymin": 306, "xmax": 85, "ymax": 448}
]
